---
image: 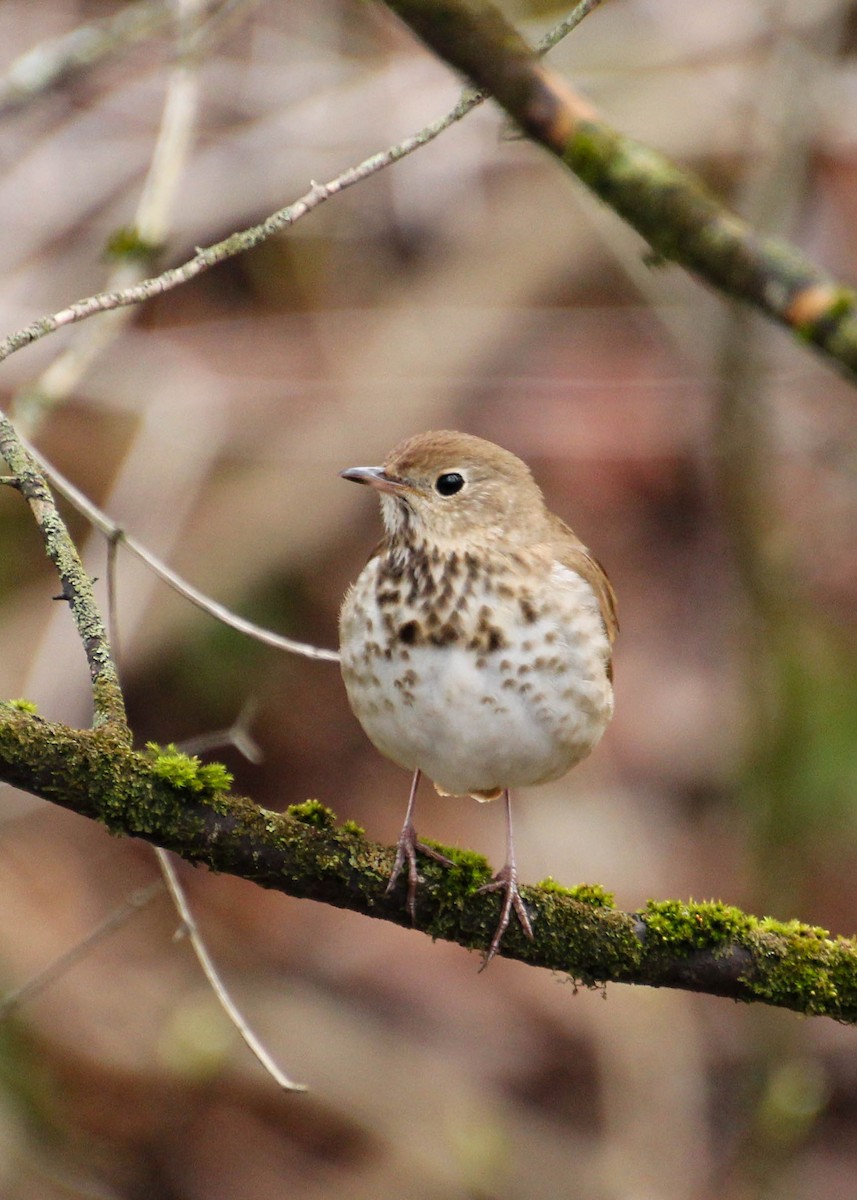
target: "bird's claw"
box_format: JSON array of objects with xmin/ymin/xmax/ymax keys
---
[
  {"xmin": 386, "ymin": 820, "xmax": 453, "ymax": 922},
  {"xmin": 477, "ymin": 862, "xmax": 534, "ymax": 969}
]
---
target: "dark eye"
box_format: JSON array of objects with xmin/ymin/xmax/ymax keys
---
[{"xmin": 435, "ymin": 472, "xmax": 465, "ymax": 496}]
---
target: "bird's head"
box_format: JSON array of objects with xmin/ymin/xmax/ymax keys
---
[{"xmin": 341, "ymin": 430, "xmax": 547, "ymax": 548}]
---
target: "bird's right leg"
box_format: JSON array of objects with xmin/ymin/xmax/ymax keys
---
[{"xmin": 386, "ymin": 768, "xmax": 454, "ymax": 921}]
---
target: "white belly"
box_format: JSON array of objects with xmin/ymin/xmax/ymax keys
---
[{"xmin": 340, "ymin": 560, "xmax": 614, "ymax": 797}]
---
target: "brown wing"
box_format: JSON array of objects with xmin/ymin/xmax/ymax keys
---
[{"xmin": 548, "ymin": 514, "xmax": 619, "ymax": 646}]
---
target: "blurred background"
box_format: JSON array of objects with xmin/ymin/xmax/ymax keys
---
[{"xmin": 2, "ymin": 0, "xmax": 857, "ymax": 1195}]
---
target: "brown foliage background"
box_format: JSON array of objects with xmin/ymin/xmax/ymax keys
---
[{"xmin": 2, "ymin": 1, "xmax": 857, "ymax": 1196}]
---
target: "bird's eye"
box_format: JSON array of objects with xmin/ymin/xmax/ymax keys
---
[{"xmin": 435, "ymin": 472, "xmax": 465, "ymax": 497}]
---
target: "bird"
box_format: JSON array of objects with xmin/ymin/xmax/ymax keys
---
[{"xmin": 338, "ymin": 430, "xmax": 617, "ymax": 964}]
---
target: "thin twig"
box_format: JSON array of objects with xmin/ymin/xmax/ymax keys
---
[
  {"xmin": 0, "ymin": 0, "xmax": 248, "ymax": 117},
  {"xmin": 11, "ymin": 0, "xmax": 207, "ymax": 435},
  {"xmin": 381, "ymin": 0, "xmax": 857, "ymax": 381},
  {"xmin": 0, "ymin": 1, "xmax": 173, "ymax": 116},
  {"xmin": 0, "ymin": 1, "xmax": 598, "ymax": 367},
  {"xmin": 0, "ymin": 882, "xmax": 164, "ymax": 1019},
  {"xmin": 179, "ymin": 699, "xmax": 263, "ymax": 762},
  {"xmin": 19, "ymin": 434, "xmax": 339, "ymax": 662},
  {"xmin": 105, "ymin": 533, "xmax": 123, "ymax": 673},
  {"xmin": 156, "ymin": 848, "xmax": 307, "ymax": 1092}
]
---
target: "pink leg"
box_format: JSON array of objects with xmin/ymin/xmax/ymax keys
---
[
  {"xmin": 387, "ymin": 768, "xmax": 453, "ymax": 922},
  {"xmin": 477, "ymin": 790, "xmax": 534, "ymax": 967}
]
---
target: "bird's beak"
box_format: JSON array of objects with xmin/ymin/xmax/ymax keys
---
[{"xmin": 339, "ymin": 466, "xmax": 411, "ymax": 495}]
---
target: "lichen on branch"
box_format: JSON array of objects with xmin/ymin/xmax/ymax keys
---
[
  {"xmin": 0, "ymin": 413, "xmax": 127, "ymax": 732},
  {"xmin": 379, "ymin": 0, "xmax": 857, "ymax": 380},
  {"xmin": 2, "ymin": 702, "xmax": 857, "ymax": 1018}
]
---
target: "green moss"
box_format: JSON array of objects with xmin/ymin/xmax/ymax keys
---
[
  {"xmin": 794, "ymin": 288, "xmax": 857, "ymax": 342},
  {"xmin": 642, "ymin": 249, "xmax": 669, "ymax": 269},
  {"xmin": 643, "ymin": 898, "xmax": 753, "ymax": 951},
  {"xmin": 424, "ymin": 840, "xmax": 490, "ymax": 876},
  {"xmin": 105, "ymin": 225, "xmax": 162, "ymax": 263},
  {"xmin": 567, "ymin": 882, "xmax": 616, "ymax": 909},
  {"xmin": 145, "ymin": 743, "xmax": 234, "ymax": 797},
  {"xmin": 757, "ymin": 916, "xmax": 830, "ymax": 941},
  {"xmin": 341, "ymin": 819, "xmax": 366, "ymax": 837},
  {"xmin": 829, "ymin": 288, "xmax": 856, "ymax": 319},
  {"xmin": 287, "ymin": 799, "xmax": 336, "ymax": 829},
  {"xmin": 637, "ymin": 900, "xmax": 857, "ymax": 1021},
  {"xmin": 5, "ymin": 699, "xmax": 38, "ymax": 714},
  {"xmin": 536, "ymin": 875, "xmax": 573, "ymax": 895},
  {"xmin": 741, "ymin": 921, "xmax": 857, "ymax": 1018},
  {"xmin": 195, "ymin": 762, "xmax": 232, "ymax": 793},
  {"xmin": 564, "ymin": 122, "xmax": 608, "ymax": 185},
  {"xmin": 534, "ymin": 878, "xmax": 616, "ymax": 907},
  {"xmin": 416, "ymin": 841, "xmax": 493, "ymax": 902}
]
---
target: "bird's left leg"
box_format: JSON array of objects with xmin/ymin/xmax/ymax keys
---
[
  {"xmin": 387, "ymin": 768, "xmax": 454, "ymax": 922},
  {"xmin": 477, "ymin": 790, "xmax": 534, "ymax": 967}
]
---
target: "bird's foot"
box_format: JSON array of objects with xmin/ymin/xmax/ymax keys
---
[
  {"xmin": 386, "ymin": 819, "xmax": 454, "ymax": 922},
  {"xmin": 477, "ymin": 861, "xmax": 534, "ymax": 969}
]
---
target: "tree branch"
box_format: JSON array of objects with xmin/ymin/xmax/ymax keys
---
[
  {"xmin": 0, "ymin": 414, "xmax": 127, "ymax": 732},
  {"xmin": 378, "ymin": 0, "xmax": 857, "ymax": 382},
  {"xmin": 1, "ymin": 703, "xmax": 855, "ymax": 1020}
]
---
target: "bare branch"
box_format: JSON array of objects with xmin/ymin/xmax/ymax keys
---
[
  {"xmin": 0, "ymin": 881, "xmax": 164, "ymax": 1019},
  {"xmin": 157, "ymin": 848, "xmax": 307, "ymax": 1092},
  {"xmin": 0, "ymin": 0, "xmax": 252, "ymax": 117},
  {"xmin": 11, "ymin": 0, "xmax": 208, "ymax": 435},
  {"xmin": 179, "ymin": 701, "xmax": 263, "ymax": 762},
  {"xmin": 379, "ymin": 0, "xmax": 857, "ymax": 382},
  {"xmin": 0, "ymin": 2, "xmax": 596, "ymax": 368},
  {"xmin": 28, "ymin": 438, "xmax": 339, "ymax": 663},
  {"xmin": 0, "ymin": 1, "xmax": 174, "ymax": 116}
]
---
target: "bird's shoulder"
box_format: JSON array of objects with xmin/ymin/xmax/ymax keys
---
[
  {"xmin": 545, "ymin": 514, "xmax": 618, "ymax": 645},
  {"xmin": 363, "ymin": 536, "xmax": 388, "ymax": 566}
]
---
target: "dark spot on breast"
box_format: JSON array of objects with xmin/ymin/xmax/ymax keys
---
[
  {"xmin": 379, "ymin": 555, "xmax": 405, "ymax": 582},
  {"xmin": 430, "ymin": 623, "xmax": 460, "ymax": 646},
  {"xmin": 398, "ymin": 620, "xmax": 420, "ymax": 645},
  {"xmin": 519, "ymin": 597, "xmax": 538, "ymax": 624},
  {"xmin": 377, "ymin": 589, "xmax": 401, "ymax": 605},
  {"xmin": 487, "ymin": 629, "xmax": 505, "ymax": 653}
]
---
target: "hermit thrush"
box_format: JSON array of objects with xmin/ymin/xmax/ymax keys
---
[{"xmin": 339, "ymin": 430, "xmax": 617, "ymax": 964}]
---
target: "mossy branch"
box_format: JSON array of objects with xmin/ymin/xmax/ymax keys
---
[
  {"xmin": 379, "ymin": 0, "xmax": 857, "ymax": 382},
  {"xmin": 0, "ymin": 413, "xmax": 128, "ymax": 734},
  {"xmin": 2, "ymin": 702, "xmax": 857, "ymax": 1019}
]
